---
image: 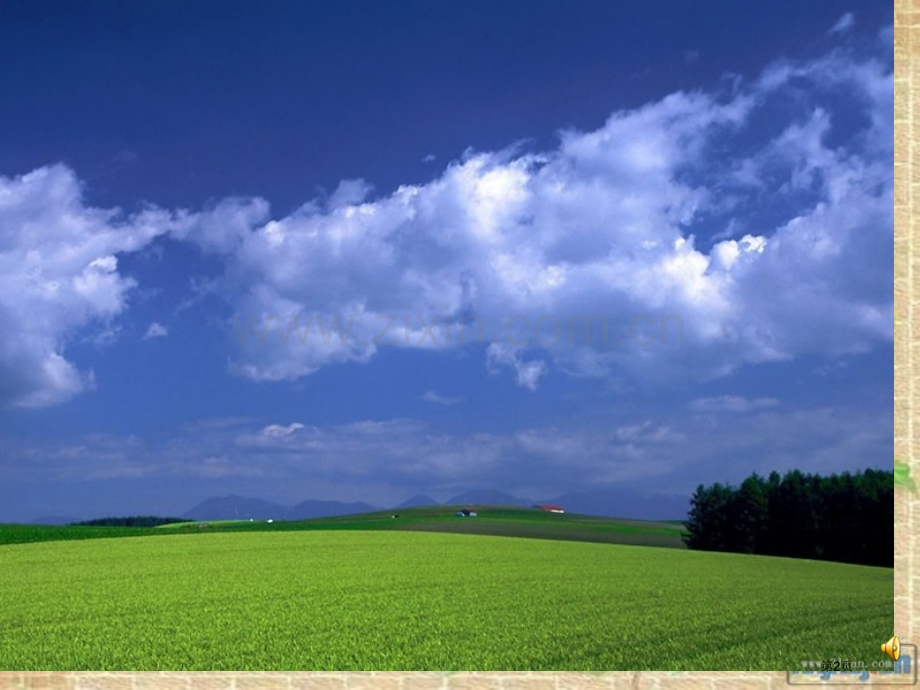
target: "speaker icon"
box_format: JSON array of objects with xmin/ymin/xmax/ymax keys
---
[{"xmin": 882, "ymin": 636, "xmax": 901, "ymax": 661}]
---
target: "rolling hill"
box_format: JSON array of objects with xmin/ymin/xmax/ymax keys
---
[
  {"xmin": 0, "ymin": 529, "xmax": 893, "ymax": 670},
  {"xmin": 3, "ymin": 504, "xmax": 687, "ymax": 550}
]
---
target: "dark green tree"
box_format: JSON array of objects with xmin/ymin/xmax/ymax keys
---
[{"xmin": 683, "ymin": 468, "xmax": 893, "ymax": 567}]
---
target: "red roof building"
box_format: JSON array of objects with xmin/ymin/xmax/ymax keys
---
[{"xmin": 536, "ymin": 505, "xmax": 565, "ymax": 513}]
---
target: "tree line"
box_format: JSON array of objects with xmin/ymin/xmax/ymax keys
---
[
  {"xmin": 683, "ymin": 468, "xmax": 893, "ymax": 567},
  {"xmin": 72, "ymin": 516, "xmax": 192, "ymax": 528}
]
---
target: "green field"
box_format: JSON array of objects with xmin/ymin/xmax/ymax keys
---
[
  {"xmin": 0, "ymin": 506, "xmax": 688, "ymax": 549},
  {"xmin": 162, "ymin": 506, "xmax": 690, "ymax": 549},
  {"xmin": 0, "ymin": 523, "xmax": 157, "ymax": 546},
  {"xmin": 0, "ymin": 524, "xmax": 893, "ymax": 671}
]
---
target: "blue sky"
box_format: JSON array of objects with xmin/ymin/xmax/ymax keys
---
[{"xmin": 0, "ymin": 2, "xmax": 893, "ymax": 521}]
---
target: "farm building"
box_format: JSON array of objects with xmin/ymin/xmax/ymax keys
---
[
  {"xmin": 455, "ymin": 508, "xmax": 478, "ymax": 517},
  {"xmin": 534, "ymin": 504, "xmax": 565, "ymax": 513}
]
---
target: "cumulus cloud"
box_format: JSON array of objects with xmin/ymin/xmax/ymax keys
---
[
  {"xmin": 0, "ymin": 38, "xmax": 892, "ymax": 406},
  {"xmin": 486, "ymin": 342, "xmax": 547, "ymax": 391},
  {"xmin": 143, "ymin": 322, "xmax": 168, "ymax": 339},
  {"xmin": 173, "ymin": 44, "xmax": 890, "ymax": 389},
  {"xmin": 0, "ymin": 165, "xmax": 189, "ymax": 407}
]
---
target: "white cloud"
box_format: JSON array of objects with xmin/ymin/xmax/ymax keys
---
[
  {"xmin": 3, "ymin": 402, "xmax": 889, "ymax": 502},
  {"xmin": 486, "ymin": 342, "xmax": 547, "ymax": 391},
  {"xmin": 143, "ymin": 322, "xmax": 168, "ymax": 339},
  {"xmin": 260, "ymin": 423, "xmax": 305, "ymax": 438},
  {"xmin": 829, "ymin": 13, "xmax": 855, "ymax": 35},
  {"xmin": 421, "ymin": 390, "xmax": 464, "ymax": 405},
  {"xmin": 84, "ymin": 324, "xmax": 122, "ymax": 347},
  {"xmin": 0, "ymin": 165, "xmax": 188, "ymax": 408},
  {"xmin": 0, "ymin": 41, "xmax": 892, "ymax": 405},
  {"xmin": 172, "ymin": 45, "xmax": 889, "ymax": 389}
]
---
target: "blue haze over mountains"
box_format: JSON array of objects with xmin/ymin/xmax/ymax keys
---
[{"xmin": 178, "ymin": 490, "xmax": 689, "ymax": 522}]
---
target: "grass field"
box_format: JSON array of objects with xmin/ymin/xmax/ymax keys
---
[
  {"xmin": 0, "ymin": 523, "xmax": 159, "ymax": 545},
  {"xmin": 164, "ymin": 506, "xmax": 690, "ymax": 549},
  {"xmin": 0, "ymin": 506, "xmax": 688, "ymax": 549},
  {"xmin": 0, "ymin": 528, "xmax": 892, "ymax": 671}
]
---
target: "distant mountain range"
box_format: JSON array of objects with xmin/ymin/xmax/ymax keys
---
[
  {"xmin": 181, "ymin": 488, "xmax": 689, "ymax": 522},
  {"xmin": 443, "ymin": 489, "xmax": 528, "ymax": 507},
  {"xmin": 395, "ymin": 494, "xmax": 439, "ymax": 509},
  {"xmin": 181, "ymin": 496, "xmax": 378, "ymax": 522}
]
